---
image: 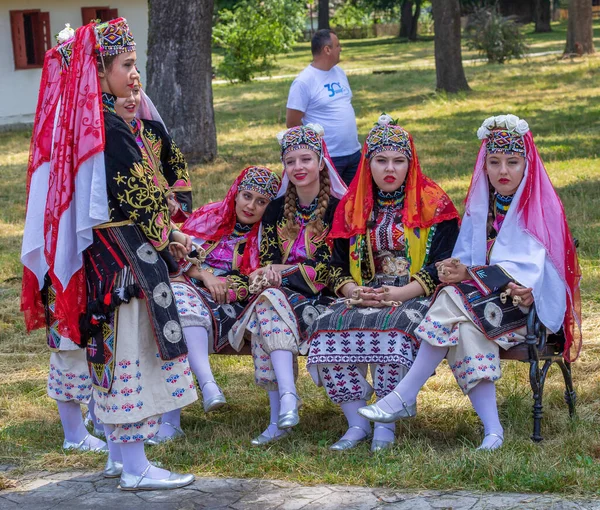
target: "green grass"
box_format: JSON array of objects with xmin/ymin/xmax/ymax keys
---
[{"xmin": 1, "ymin": 24, "xmax": 600, "ymax": 495}]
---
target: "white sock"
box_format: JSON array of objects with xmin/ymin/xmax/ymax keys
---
[
  {"xmin": 270, "ymin": 350, "xmax": 299, "ymax": 415},
  {"xmin": 468, "ymin": 380, "xmax": 504, "ymax": 450},
  {"xmin": 340, "ymin": 400, "xmax": 371, "ymax": 440},
  {"xmin": 183, "ymin": 326, "xmax": 221, "ymax": 401},
  {"xmin": 376, "ymin": 342, "xmax": 447, "ymax": 413}
]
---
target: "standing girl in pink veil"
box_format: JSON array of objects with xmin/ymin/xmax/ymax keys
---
[{"xmin": 359, "ymin": 114, "xmax": 582, "ymax": 450}]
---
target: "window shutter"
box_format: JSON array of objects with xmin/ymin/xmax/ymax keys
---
[
  {"xmin": 40, "ymin": 12, "xmax": 51, "ymax": 53},
  {"xmin": 10, "ymin": 10, "xmax": 27, "ymax": 69},
  {"xmin": 82, "ymin": 7, "xmax": 99, "ymax": 25},
  {"xmin": 31, "ymin": 11, "xmax": 51, "ymax": 66},
  {"xmin": 107, "ymin": 8, "xmax": 119, "ymax": 20}
]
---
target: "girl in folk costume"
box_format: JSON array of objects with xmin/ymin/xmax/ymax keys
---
[
  {"xmin": 112, "ymin": 85, "xmax": 197, "ymax": 445},
  {"xmin": 230, "ymin": 124, "xmax": 347, "ymax": 445},
  {"xmin": 359, "ymin": 115, "xmax": 582, "ymax": 450},
  {"xmin": 142, "ymin": 166, "xmax": 281, "ymax": 443},
  {"xmin": 22, "ymin": 18, "xmax": 197, "ymax": 490},
  {"xmin": 114, "ymin": 84, "xmax": 193, "ymax": 223},
  {"xmin": 307, "ymin": 116, "xmax": 460, "ymax": 452},
  {"xmin": 21, "ymin": 25, "xmax": 106, "ymax": 453}
]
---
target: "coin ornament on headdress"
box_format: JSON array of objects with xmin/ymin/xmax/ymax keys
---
[
  {"xmin": 56, "ymin": 23, "xmax": 74, "ymax": 44},
  {"xmin": 94, "ymin": 18, "xmax": 136, "ymax": 56},
  {"xmin": 277, "ymin": 124, "xmax": 325, "ymax": 159},
  {"xmin": 366, "ymin": 113, "xmax": 411, "ymax": 160},
  {"xmin": 478, "ymin": 114, "xmax": 529, "ymax": 157}
]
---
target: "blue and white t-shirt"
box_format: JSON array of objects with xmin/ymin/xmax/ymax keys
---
[{"xmin": 286, "ymin": 64, "xmax": 361, "ymax": 158}]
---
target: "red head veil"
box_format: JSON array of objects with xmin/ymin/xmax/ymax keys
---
[
  {"xmin": 181, "ymin": 166, "xmax": 281, "ymax": 275},
  {"xmin": 330, "ymin": 122, "xmax": 459, "ymax": 239}
]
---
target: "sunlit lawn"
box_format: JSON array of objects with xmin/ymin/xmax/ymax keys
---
[{"xmin": 1, "ymin": 22, "xmax": 600, "ymax": 495}]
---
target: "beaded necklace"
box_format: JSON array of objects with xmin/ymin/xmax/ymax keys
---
[
  {"xmin": 295, "ymin": 196, "xmax": 319, "ymax": 225},
  {"xmin": 376, "ymin": 186, "xmax": 405, "ymax": 209},
  {"xmin": 101, "ymin": 92, "xmax": 116, "ymax": 114},
  {"xmin": 232, "ymin": 222, "xmax": 252, "ymax": 238}
]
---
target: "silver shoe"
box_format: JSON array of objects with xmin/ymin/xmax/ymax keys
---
[
  {"xmin": 276, "ymin": 392, "xmax": 303, "ymax": 429},
  {"xmin": 103, "ymin": 458, "xmax": 124, "ymax": 478},
  {"xmin": 201, "ymin": 380, "xmax": 226, "ymax": 413},
  {"xmin": 63, "ymin": 434, "xmax": 108, "ymax": 453},
  {"xmin": 476, "ymin": 433, "xmax": 504, "ymax": 451},
  {"xmin": 145, "ymin": 422, "xmax": 185, "ymax": 446},
  {"xmin": 358, "ymin": 390, "xmax": 416, "ymax": 423},
  {"xmin": 329, "ymin": 426, "xmax": 372, "ymax": 451},
  {"xmin": 119, "ymin": 464, "xmax": 195, "ymax": 491},
  {"xmin": 370, "ymin": 425, "xmax": 395, "ymax": 453},
  {"xmin": 250, "ymin": 423, "xmax": 292, "ymax": 446}
]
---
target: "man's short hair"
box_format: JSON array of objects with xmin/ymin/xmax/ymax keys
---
[{"xmin": 311, "ymin": 29, "xmax": 336, "ymax": 56}]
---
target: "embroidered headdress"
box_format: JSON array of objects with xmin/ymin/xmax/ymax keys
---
[
  {"xmin": 454, "ymin": 114, "xmax": 581, "ymax": 362},
  {"xmin": 330, "ymin": 115, "xmax": 459, "ymax": 284},
  {"xmin": 275, "ymin": 123, "xmax": 347, "ymax": 199},
  {"xmin": 238, "ymin": 166, "xmax": 280, "ymax": 200},
  {"xmin": 94, "ymin": 18, "xmax": 136, "ymax": 56},
  {"xmin": 181, "ymin": 166, "xmax": 281, "ymax": 275},
  {"xmin": 278, "ymin": 124, "xmax": 323, "ymax": 159},
  {"xmin": 366, "ymin": 115, "xmax": 412, "ymax": 160},
  {"xmin": 477, "ymin": 114, "xmax": 528, "ymax": 157}
]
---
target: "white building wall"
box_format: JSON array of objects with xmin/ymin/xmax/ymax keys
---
[{"xmin": 0, "ymin": 0, "xmax": 148, "ymax": 126}]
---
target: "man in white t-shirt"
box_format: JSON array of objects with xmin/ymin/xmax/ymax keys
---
[{"xmin": 286, "ymin": 29, "xmax": 361, "ymax": 185}]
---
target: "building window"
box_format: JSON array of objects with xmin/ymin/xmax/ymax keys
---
[
  {"xmin": 10, "ymin": 10, "xmax": 51, "ymax": 70},
  {"xmin": 81, "ymin": 7, "xmax": 119, "ymax": 25}
]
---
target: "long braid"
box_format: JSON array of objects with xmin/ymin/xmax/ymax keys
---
[
  {"xmin": 307, "ymin": 170, "xmax": 330, "ymax": 236},
  {"xmin": 282, "ymin": 183, "xmax": 300, "ymax": 239}
]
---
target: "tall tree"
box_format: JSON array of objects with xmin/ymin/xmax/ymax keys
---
[
  {"xmin": 564, "ymin": 0, "xmax": 596, "ymax": 55},
  {"xmin": 399, "ymin": 0, "xmax": 422, "ymax": 41},
  {"xmin": 146, "ymin": 0, "xmax": 217, "ymax": 162},
  {"xmin": 318, "ymin": 0, "xmax": 330, "ymax": 30},
  {"xmin": 432, "ymin": 0, "xmax": 470, "ymax": 93},
  {"xmin": 534, "ymin": 0, "xmax": 552, "ymax": 32}
]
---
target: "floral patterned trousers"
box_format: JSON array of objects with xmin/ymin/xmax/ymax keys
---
[{"xmin": 317, "ymin": 362, "xmax": 408, "ymax": 404}]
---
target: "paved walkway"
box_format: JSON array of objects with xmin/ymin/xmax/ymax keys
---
[{"xmin": 1, "ymin": 467, "xmax": 598, "ymax": 510}]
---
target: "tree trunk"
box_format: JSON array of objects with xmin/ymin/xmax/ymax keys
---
[
  {"xmin": 534, "ymin": 0, "xmax": 552, "ymax": 32},
  {"xmin": 409, "ymin": 0, "xmax": 421, "ymax": 40},
  {"xmin": 564, "ymin": 0, "xmax": 595, "ymax": 55},
  {"xmin": 400, "ymin": 1, "xmax": 413, "ymax": 38},
  {"xmin": 318, "ymin": 0, "xmax": 329, "ymax": 30},
  {"xmin": 146, "ymin": 0, "xmax": 217, "ymax": 162},
  {"xmin": 431, "ymin": 0, "xmax": 470, "ymax": 93}
]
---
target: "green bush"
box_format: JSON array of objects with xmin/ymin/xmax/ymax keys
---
[
  {"xmin": 331, "ymin": 3, "xmax": 373, "ymax": 29},
  {"xmin": 465, "ymin": 7, "xmax": 528, "ymax": 64},
  {"xmin": 213, "ymin": 0, "xmax": 305, "ymax": 82}
]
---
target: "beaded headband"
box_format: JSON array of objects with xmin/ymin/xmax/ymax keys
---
[
  {"xmin": 278, "ymin": 124, "xmax": 324, "ymax": 159},
  {"xmin": 238, "ymin": 166, "xmax": 281, "ymax": 201},
  {"xmin": 477, "ymin": 114, "xmax": 529, "ymax": 157},
  {"xmin": 55, "ymin": 23, "xmax": 75, "ymax": 69},
  {"xmin": 366, "ymin": 122, "xmax": 412, "ymax": 161},
  {"xmin": 94, "ymin": 18, "xmax": 136, "ymax": 56}
]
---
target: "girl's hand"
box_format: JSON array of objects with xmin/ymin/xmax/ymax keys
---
[
  {"xmin": 167, "ymin": 194, "xmax": 180, "ymax": 217},
  {"xmin": 356, "ymin": 286, "xmax": 385, "ymax": 307},
  {"xmin": 436, "ymin": 258, "xmax": 469, "ymax": 284},
  {"xmin": 507, "ymin": 282, "xmax": 534, "ymax": 307},
  {"xmin": 202, "ymin": 272, "xmax": 230, "ymax": 304},
  {"xmin": 171, "ymin": 230, "xmax": 193, "ymax": 254},
  {"xmin": 169, "ymin": 242, "xmax": 188, "ymax": 260}
]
